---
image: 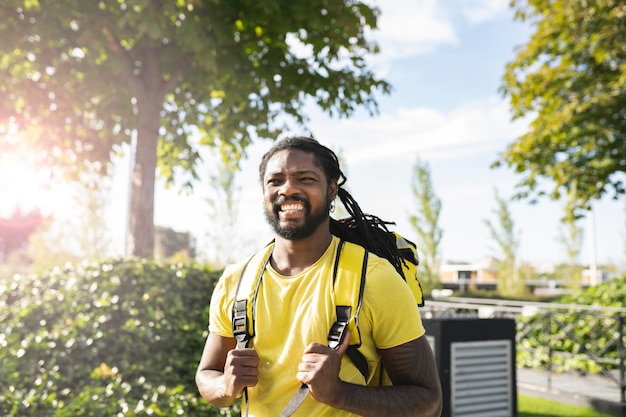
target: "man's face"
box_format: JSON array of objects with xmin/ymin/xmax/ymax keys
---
[{"xmin": 262, "ymin": 149, "xmax": 336, "ymax": 240}]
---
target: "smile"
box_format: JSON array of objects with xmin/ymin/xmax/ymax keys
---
[{"xmin": 280, "ymin": 203, "xmax": 305, "ymax": 213}]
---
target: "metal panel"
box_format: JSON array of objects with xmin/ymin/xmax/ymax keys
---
[{"xmin": 450, "ymin": 340, "xmax": 513, "ymax": 417}]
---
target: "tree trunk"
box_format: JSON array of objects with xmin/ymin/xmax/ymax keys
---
[
  {"xmin": 126, "ymin": 94, "xmax": 161, "ymax": 258},
  {"xmin": 121, "ymin": 45, "xmax": 180, "ymax": 259}
]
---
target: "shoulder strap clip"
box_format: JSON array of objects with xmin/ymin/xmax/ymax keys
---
[
  {"xmin": 328, "ymin": 305, "xmax": 351, "ymax": 350},
  {"xmin": 233, "ymin": 299, "xmax": 251, "ymax": 349}
]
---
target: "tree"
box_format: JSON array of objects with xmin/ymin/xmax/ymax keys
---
[
  {"xmin": 1, "ymin": 1, "xmax": 390, "ymax": 258},
  {"xmin": 202, "ymin": 157, "xmax": 248, "ymax": 268},
  {"xmin": 557, "ymin": 195, "xmax": 584, "ymax": 289},
  {"xmin": 25, "ymin": 167, "xmax": 112, "ymax": 274},
  {"xmin": 497, "ymin": 0, "xmax": 626, "ymax": 217},
  {"xmin": 72, "ymin": 164, "xmax": 113, "ymax": 260},
  {"xmin": 26, "ymin": 217, "xmax": 80, "ymax": 274},
  {"xmin": 408, "ymin": 158, "xmax": 443, "ymax": 294},
  {"xmin": 484, "ymin": 188, "xmax": 524, "ymax": 296},
  {"xmin": 154, "ymin": 225, "xmax": 196, "ymax": 263}
]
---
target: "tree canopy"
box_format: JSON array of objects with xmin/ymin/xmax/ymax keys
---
[
  {"xmin": 0, "ymin": 0, "xmax": 389, "ymax": 257},
  {"xmin": 498, "ymin": 0, "xmax": 626, "ymax": 215},
  {"xmin": 408, "ymin": 157, "xmax": 442, "ymax": 293},
  {"xmin": 484, "ymin": 188, "xmax": 523, "ymax": 296}
]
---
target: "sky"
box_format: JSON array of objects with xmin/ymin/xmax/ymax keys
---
[{"xmin": 3, "ymin": 0, "xmax": 624, "ymax": 268}]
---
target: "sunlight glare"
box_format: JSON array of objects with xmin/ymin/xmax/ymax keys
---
[
  {"xmin": 1, "ymin": 119, "xmax": 69, "ymax": 219},
  {"xmin": 0, "ymin": 152, "xmax": 59, "ymax": 218}
]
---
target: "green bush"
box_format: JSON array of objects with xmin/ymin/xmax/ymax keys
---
[
  {"xmin": 0, "ymin": 258, "xmax": 236, "ymax": 416},
  {"xmin": 561, "ymin": 277, "xmax": 626, "ymax": 308},
  {"xmin": 517, "ymin": 277, "xmax": 626, "ymax": 373}
]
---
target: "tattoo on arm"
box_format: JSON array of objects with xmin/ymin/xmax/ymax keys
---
[{"xmin": 338, "ymin": 337, "xmax": 442, "ymax": 417}]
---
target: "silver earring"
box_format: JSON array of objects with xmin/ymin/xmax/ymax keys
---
[{"xmin": 330, "ymin": 201, "xmax": 335, "ymax": 213}]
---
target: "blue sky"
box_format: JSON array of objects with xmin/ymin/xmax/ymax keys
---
[{"xmin": 108, "ymin": 0, "xmax": 625, "ymax": 267}]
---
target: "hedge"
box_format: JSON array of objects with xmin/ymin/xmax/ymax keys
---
[
  {"xmin": 517, "ymin": 276, "xmax": 626, "ymax": 373},
  {"xmin": 0, "ymin": 258, "xmax": 239, "ymax": 416}
]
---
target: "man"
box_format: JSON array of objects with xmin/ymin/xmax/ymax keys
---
[{"xmin": 196, "ymin": 137, "xmax": 442, "ymax": 417}]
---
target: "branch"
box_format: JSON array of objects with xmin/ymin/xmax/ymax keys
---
[
  {"xmin": 101, "ymin": 26, "xmax": 141, "ymax": 97},
  {"xmin": 162, "ymin": 52, "xmax": 192, "ymax": 95}
]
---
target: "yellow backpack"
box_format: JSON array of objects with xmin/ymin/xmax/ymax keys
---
[
  {"xmin": 394, "ymin": 232, "xmax": 424, "ymax": 306},
  {"xmin": 231, "ymin": 232, "xmax": 424, "ymax": 384}
]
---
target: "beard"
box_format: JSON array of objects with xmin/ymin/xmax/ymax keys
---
[{"xmin": 264, "ymin": 194, "xmax": 332, "ymax": 241}]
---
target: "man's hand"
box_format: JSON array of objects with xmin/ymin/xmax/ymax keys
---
[
  {"xmin": 296, "ymin": 331, "xmax": 350, "ymax": 406},
  {"xmin": 222, "ymin": 348, "xmax": 260, "ymax": 398}
]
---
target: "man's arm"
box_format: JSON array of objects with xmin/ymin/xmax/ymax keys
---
[
  {"xmin": 195, "ymin": 332, "xmax": 260, "ymax": 407},
  {"xmin": 301, "ymin": 336, "xmax": 442, "ymax": 417}
]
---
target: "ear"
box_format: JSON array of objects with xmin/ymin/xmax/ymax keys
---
[{"xmin": 328, "ymin": 179, "xmax": 338, "ymax": 201}]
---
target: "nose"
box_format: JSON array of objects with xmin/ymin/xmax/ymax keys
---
[{"xmin": 278, "ymin": 178, "xmax": 300, "ymax": 197}]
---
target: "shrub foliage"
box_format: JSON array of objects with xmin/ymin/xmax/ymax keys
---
[
  {"xmin": 517, "ymin": 277, "xmax": 626, "ymax": 373},
  {"xmin": 0, "ymin": 259, "xmax": 234, "ymax": 416}
]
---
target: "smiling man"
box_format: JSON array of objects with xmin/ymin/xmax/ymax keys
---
[
  {"xmin": 263, "ymin": 148, "xmax": 333, "ymax": 242},
  {"xmin": 195, "ymin": 136, "xmax": 442, "ymax": 417}
]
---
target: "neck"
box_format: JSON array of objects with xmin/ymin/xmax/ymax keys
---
[{"xmin": 271, "ymin": 223, "xmax": 333, "ymax": 276}]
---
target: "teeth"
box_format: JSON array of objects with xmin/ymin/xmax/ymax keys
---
[{"xmin": 281, "ymin": 203, "xmax": 303, "ymax": 211}]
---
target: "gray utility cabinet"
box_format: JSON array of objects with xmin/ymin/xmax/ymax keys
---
[{"xmin": 422, "ymin": 318, "xmax": 517, "ymax": 417}]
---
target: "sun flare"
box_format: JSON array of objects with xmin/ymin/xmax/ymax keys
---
[{"xmin": 0, "ymin": 152, "xmax": 58, "ymax": 218}]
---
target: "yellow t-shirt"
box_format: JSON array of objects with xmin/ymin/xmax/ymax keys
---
[{"xmin": 209, "ymin": 236, "xmax": 425, "ymax": 417}]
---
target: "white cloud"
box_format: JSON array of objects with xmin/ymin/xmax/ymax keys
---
[
  {"xmin": 461, "ymin": 0, "xmax": 510, "ymax": 25},
  {"xmin": 373, "ymin": 0, "xmax": 458, "ymax": 60},
  {"xmin": 370, "ymin": 0, "xmax": 511, "ymax": 62},
  {"xmin": 307, "ymin": 96, "xmax": 528, "ymax": 166}
]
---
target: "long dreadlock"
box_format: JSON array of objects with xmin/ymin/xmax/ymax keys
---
[{"xmin": 259, "ymin": 136, "xmax": 407, "ymax": 279}]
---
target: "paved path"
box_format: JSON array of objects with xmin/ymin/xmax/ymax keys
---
[{"xmin": 517, "ymin": 368, "xmax": 626, "ymax": 416}]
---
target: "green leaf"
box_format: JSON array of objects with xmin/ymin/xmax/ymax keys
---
[{"xmin": 498, "ymin": 0, "xmax": 626, "ymax": 214}]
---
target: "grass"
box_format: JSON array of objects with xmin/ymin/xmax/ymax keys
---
[{"xmin": 518, "ymin": 394, "xmax": 618, "ymax": 417}]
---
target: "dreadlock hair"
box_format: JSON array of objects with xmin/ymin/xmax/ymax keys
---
[{"xmin": 259, "ymin": 136, "xmax": 407, "ymax": 279}]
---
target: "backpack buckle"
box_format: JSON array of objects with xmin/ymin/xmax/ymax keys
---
[
  {"xmin": 328, "ymin": 305, "xmax": 351, "ymax": 350},
  {"xmin": 233, "ymin": 299, "xmax": 251, "ymax": 348}
]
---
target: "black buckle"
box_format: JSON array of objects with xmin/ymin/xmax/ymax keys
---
[
  {"xmin": 233, "ymin": 299, "xmax": 251, "ymax": 348},
  {"xmin": 328, "ymin": 305, "xmax": 351, "ymax": 350},
  {"xmin": 327, "ymin": 321, "xmax": 348, "ymax": 350}
]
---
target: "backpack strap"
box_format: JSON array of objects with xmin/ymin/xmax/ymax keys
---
[
  {"xmin": 232, "ymin": 242, "xmax": 274, "ymax": 348},
  {"xmin": 331, "ymin": 240, "xmax": 369, "ymax": 381},
  {"xmin": 231, "ymin": 243, "xmax": 274, "ymax": 417}
]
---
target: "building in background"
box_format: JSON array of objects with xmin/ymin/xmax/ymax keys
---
[{"xmin": 440, "ymin": 259, "xmax": 498, "ymax": 292}]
